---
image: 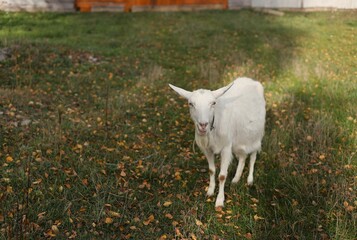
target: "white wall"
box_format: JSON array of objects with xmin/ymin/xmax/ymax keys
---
[
  {"xmin": 252, "ymin": 0, "xmax": 302, "ymax": 8},
  {"xmin": 0, "ymin": 0, "xmax": 75, "ymax": 12},
  {"xmin": 303, "ymin": 0, "xmax": 357, "ymax": 9},
  {"xmin": 230, "ymin": 0, "xmax": 357, "ymax": 9},
  {"xmin": 229, "ymin": 0, "xmax": 252, "ymax": 8}
]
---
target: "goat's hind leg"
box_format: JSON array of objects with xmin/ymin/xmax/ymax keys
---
[
  {"xmin": 247, "ymin": 151, "xmax": 257, "ymax": 186},
  {"xmin": 232, "ymin": 152, "xmax": 247, "ymax": 183}
]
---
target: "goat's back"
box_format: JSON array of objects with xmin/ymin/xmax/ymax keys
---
[{"xmin": 215, "ymin": 78, "xmax": 266, "ymax": 154}]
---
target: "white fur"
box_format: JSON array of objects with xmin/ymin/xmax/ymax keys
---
[{"xmin": 169, "ymin": 77, "xmax": 266, "ymax": 207}]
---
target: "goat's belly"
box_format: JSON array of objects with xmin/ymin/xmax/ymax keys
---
[
  {"xmin": 233, "ymin": 140, "xmax": 261, "ymax": 154},
  {"xmin": 233, "ymin": 143, "xmax": 250, "ymax": 153}
]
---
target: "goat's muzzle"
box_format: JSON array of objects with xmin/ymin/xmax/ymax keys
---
[{"xmin": 197, "ymin": 122, "xmax": 209, "ymax": 135}]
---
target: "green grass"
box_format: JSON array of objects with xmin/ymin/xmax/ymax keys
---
[{"xmin": 0, "ymin": 10, "xmax": 356, "ymax": 239}]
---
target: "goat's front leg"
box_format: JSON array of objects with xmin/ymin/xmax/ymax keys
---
[
  {"xmin": 203, "ymin": 149, "xmax": 216, "ymax": 196},
  {"xmin": 216, "ymin": 146, "xmax": 232, "ymax": 208}
]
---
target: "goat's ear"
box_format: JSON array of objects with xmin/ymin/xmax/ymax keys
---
[
  {"xmin": 212, "ymin": 82, "xmax": 234, "ymax": 99},
  {"xmin": 169, "ymin": 84, "xmax": 192, "ymax": 99}
]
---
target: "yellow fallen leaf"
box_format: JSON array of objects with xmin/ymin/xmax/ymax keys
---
[
  {"xmin": 143, "ymin": 214, "xmax": 154, "ymax": 225},
  {"xmin": 163, "ymin": 201, "xmax": 172, "ymax": 207},
  {"xmin": 82, "ymin": 179, "xmax": 88, "ymax": 186},
  {"xmin": 105, "ymin": 217, "xmax": 113, "ymax": 224},
  {"xmin": 190, "ymin": 233, "xmax": 197, "ymax": 240},
  {"xmin": 6, "ymin": 186, "xmax": 13, "ymax": 193},
  {"xmin": 6, "ymin": 156, "xmax": 13, "ymax": 163},
  {"xmin": 165, "ymin": 213, "xmax": 173, "ymax": 219},
  {"xmin": 159, "ymin": 234, "xmax": 167, "ymax": 240},
  {"xmin": 195, "ymin": 219, "xmax": 203, "ymax": 226},
  {"xmin": 108, "ymin": 211, "xmax": 121, "ymax": 218},
  {"xmin": 2, "ymin": 178, "xmax": 10, "ymax": 183},
  {"xmin": 37, "ymin": 212, "xmax": 46, "ymax": 219},
  {"xmin": 344, "ymin": 164, "xmax": 353, "ymax": 169},
  {"xmin": 175, "ymin": 227, "xmax": 182, "ymax": 236},
  {"xmin": 46, "ymin": 230, "xmax": 56, "ymax": 237},
  {"xmin": 253, "ymin": 214, "xmax": 264, "ymax": 221},
  {"xmin": 174, "ymin": 172, "xmax": 181, "ymax": 180},
  {"xmin": 101, "ymin": 146, "xmax": 115, "ymax": 152},
  {"xmin": 32, "ymin": 179, "xmax": 42, "ymax": 185},
  {"xmin": 345, "ymin": 205, "xmax": 355, "ymax": 212},
  {"xmin": 51, "ymin": 225, "xmax": 59, "ymax": 234}
]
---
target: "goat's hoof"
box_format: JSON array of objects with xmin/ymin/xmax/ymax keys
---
[
  {"xmin": 247, "ymin": 177, "xmax": 254, "ymax": 186},
  {"xmin": 215, "ymin": 203, "xmax": 224, "ymax": 209},
  {"xmin": 206, "ymin": 186, "xmax": 215, "ymax": 196},
  {"xmin": 215, "ymin": 206, "xmax": 223, "ymax": 212},
  {"xmin": 232, "ymin": 177, "xmax": 240, "ymax": 184},
  {"xmin": 215, "ymin": 198, "xmax": 224, "ymax": 208}
]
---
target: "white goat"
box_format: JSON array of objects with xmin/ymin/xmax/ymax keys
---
[{"xmin": 169, "ymin": 77, "xmax": 266, "ymax": 207}]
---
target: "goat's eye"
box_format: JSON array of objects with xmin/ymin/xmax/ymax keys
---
[
  {"xmin": 189, "ymin": 102, "xmax": 194, "ymax": 107},
  {"xmin": 212, "ymin": 101, "xmax": 216, "ymax": 106}
]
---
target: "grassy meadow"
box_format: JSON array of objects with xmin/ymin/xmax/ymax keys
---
[{"xmin": 0, "ymin": 10, "xmax": 356, "ymax": 239}]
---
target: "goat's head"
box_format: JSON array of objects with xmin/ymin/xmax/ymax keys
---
[{"xmin": 169, "ymin": 83, "xmax": 233, "ymax": 136}]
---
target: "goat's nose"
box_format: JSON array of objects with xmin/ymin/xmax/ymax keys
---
[{"xmin": 199, "ymin": 122, "xmax": 208, "ymax": 128}]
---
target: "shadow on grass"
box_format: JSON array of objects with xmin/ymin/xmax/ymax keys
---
[
  {"xmin": 1, "ymin": 10, "xmax": 305, "ymax": 89},
  {"xmin": 254, "ymin": 85, "xmax": 355, "ymax": 239}
]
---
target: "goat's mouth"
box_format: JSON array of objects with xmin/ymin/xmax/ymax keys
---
[{"xmin": 196, "ymin": 126, "xmax": 208, "ymax": 135}]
